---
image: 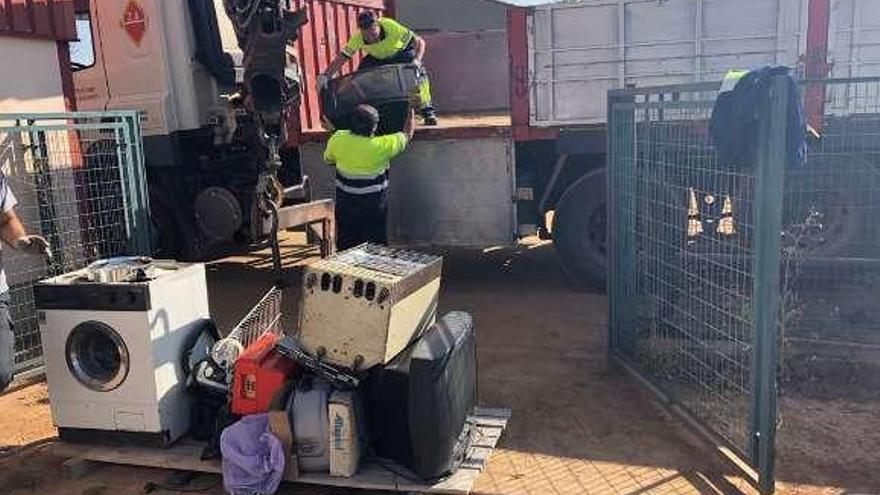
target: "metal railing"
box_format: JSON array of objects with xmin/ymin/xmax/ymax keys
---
[
  {"xmin": 608, "ymin": 75, "xmax": 880, "ymax": 493},
  {"xmin": 0, "ymin": 111, "xmax": 150, "ymax": 377}
]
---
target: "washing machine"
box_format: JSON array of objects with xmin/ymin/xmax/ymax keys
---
[{"xmin": 35, "ymin": 258, "xmax": 210, "ymax": 445}]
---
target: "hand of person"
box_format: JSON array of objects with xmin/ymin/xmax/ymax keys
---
[
  {"xmin": 15, "ymin": 235, "xmax": 51, "ymax": 258},
  {"xmin": 317, "ymin": 74, "xmax": 330, "ymax": 91},
  {"xmin": 320, "ymin": 115, "xmax": 336, "ymax": 131}
]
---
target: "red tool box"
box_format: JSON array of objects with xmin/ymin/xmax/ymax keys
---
[{"xmin": 231, "ymin": 332, "xmax": 297, "ymax": 416}]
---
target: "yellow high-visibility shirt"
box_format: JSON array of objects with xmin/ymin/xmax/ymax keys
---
[
  {"xmin": 343, "ymin": 17, "xmax": 414, "ymax": 60},
  {"xmin": 323, "ymin": 130, "xmax": 409, "ymax": 177}
]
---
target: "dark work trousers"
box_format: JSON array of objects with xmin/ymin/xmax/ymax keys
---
[
  {"xmin": 358, "ymin": 43, "xmax": 417, "ymax": 69},
  {"xmin": 336, "ymin": 188, "xmax": 389, "ymax": 251},
  {"xmin": 0, "ymin": 292, "xmax": 14, "ymax": 392}
]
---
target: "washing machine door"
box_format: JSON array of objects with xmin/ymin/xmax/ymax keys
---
[{"xmin": 65, "ymin": 321, "xmax": 130, "ymax": 392}]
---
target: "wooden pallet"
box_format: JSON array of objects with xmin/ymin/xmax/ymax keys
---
[{"xmin": 55, "ymin": 407, "xmax": 510, "ymax": 495}]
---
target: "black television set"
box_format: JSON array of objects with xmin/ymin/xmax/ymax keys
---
[
  {"xmin": 365, "ymin": 311, "xmax": 477, "ymax": 481},
  {"xmin": 321, "ymin": 64, "xmax": 420, "ymax": 135}
]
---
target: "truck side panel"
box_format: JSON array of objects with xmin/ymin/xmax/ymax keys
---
[
  {"xmin": 0, "ymin": 0, "xmax": 75, "ymax": 40},
  {"xmin": 301, "ymin": 136, "xmax": 517, "ymax": 247},
  {"xmin": 529, "ymin": 0, "xmax": 808, "ymax": 126},
  {"xmin": 827, "ymin": 0, "xmax": 880, "ymax": 78},
  {"xmin": 421, "ymin": 30, "xmax": 510, "ymax": 114}
]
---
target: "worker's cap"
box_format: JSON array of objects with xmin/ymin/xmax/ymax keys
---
[{"xmin": 357, "ymin": 11, "xmax": 378, "ymax": 29}]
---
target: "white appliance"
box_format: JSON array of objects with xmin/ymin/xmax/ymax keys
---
[
  {"xmin": 329, "ymin": 389, "xmax": 363, "ymax": 478},
  {"xmin": 35, "ymin": 258, "xmax": 210, "ymax": 445},
  {"xmin": 298, "ymin": 244, "xmax": 442, "ymax": 370}
]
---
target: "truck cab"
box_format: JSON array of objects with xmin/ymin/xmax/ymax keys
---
[
  {"xmin": 71, "ymin": 0, "xmax": 238, "ymax": 162},
  {"xmin": 68, "ymin": 0, "xmax": 304, "ymax": 260}
]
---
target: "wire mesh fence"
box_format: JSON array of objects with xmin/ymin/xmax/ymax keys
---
[
  {"xmin": 0, "ymin": 112, "xmax": 149, "ymax": 376},
  {"xmin": 608, "ymin": 82, "xmax": 758, "ymax": 455},
  {"xmin": 775, "ymin": 78, "xmax": 880, "ymax": 490},
  {"xmin": 609, "ymin": 76, "xmax": 880, "ymax": 493}
]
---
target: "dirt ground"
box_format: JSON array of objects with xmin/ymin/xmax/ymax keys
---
[{"xmin": 0, "ymin": 237, "xmax": 872, "ymax": 494}]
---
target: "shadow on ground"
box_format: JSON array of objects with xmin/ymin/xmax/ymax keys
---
[{"xmin": 0, "ymin": 238, "xmax": 858, "ymax": 494}]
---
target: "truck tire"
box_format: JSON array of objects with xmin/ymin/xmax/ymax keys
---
[{"xmin": 553, "ymin": 168, "xmax": 607, "ymax": 289}]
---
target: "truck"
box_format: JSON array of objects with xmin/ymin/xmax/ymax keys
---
[
  {"xmin": 300, "ymin": 0, "xmax": 874, "ymax": 286},
  {"xmin": 69, "ymin": 0, "xmax": 378, "ymax": 260},
  {"xmin": 69, "ymin": 0, "xmax": 874, "ymax": 286}
]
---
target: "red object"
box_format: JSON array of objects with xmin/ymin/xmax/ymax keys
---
[
  {"xmin": 507, "ymin": 7, "xmax": 529, "ymax": 142},
  {"xmin": 285, "ymin": 0, "xmax": 386, "ymax": 144},
  {"xmin": 0, "ymin": 0, "xmax": 75, "ymax": 41},
  {"xmin": 231, "ymin": 333, "xmax": 297, "ymax": 416},
  {"xmin": 121, "ymin": 0, "xmax": 146, "ymax": 46},
  {"xmin": 507, "ymin": 6, "xmax": 558, "ymax": 143},
  {"xmin": 805, "ymin": 0, "xmax": 831, "ymax": 133},
  {"xmin": 57, "ymin": 40, "xmax": 76, "ymax": 111}
]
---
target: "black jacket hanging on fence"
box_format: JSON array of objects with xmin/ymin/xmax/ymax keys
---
[{"xmin": 709, "ymin": 66, "xmax": 806, "ymax": 170}]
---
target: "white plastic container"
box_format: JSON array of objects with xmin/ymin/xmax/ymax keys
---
[{"xmin": 328, "ymin": 390, "xmax": 362, "ymax": 478}]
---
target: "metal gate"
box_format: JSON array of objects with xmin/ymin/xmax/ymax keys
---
[
  {"xmin": 608, "ymin": 76, "xmax": 880, "ymax": 493},
  {"xmin": 0, "ymin": 111, "xmax": 150, "ymax": 379},
  {"xmin": 607, "ymin": 77, "xmax": 789, "ymax": 493}
]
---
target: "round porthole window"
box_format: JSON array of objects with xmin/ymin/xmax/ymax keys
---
[{"xmin": 65, "ymin": 321, "xmax": 130, "ymax": 392}]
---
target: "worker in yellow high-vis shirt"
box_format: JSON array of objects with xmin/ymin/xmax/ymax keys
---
[
  {"xmin": 319, "ymin": 11, "xmax": 437, "ymax": 126},
  {"xmin": 324, "ymin": 104, "xmax": 416, "ymax": 250}
]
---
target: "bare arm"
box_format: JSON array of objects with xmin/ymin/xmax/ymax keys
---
[
  {"xmin": 0, "ymin": 210, "xmax": 26, "ymax": 248},
  {"xmin": 413, "ymin": 35, "xmax": 426, "ymax": 63},
  {"xmin": 0, "ymin": 209, "xmax": 50, "ymax": 257}
]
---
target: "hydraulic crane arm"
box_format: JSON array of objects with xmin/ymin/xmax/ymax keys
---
[{"xmin": 222, "ymin": 0, "xmax": 310, "ymax": 279}]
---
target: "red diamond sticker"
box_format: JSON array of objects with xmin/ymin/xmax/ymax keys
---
[{"xmin": 120, "ymin": 1, "xmax": 147, "ymax": 46}]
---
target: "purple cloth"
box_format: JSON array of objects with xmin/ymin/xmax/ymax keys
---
[{"xmin": 220, "ymin": 414, "xmax": 287, "ymax": 495}]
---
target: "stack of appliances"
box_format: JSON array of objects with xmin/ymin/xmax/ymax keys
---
[
  {"xmin": 291, "ymin": 244, "xmax": 477, "ymax": 480},
  {"xmin": 35, "ymin": 258, "xmax": 211, "ymax": 445},
  {"xmin": 226, "ymin": 244, "xmax": 478, "ymax": 483},
  {"xmin": 38, "ymin": 246, "xmax": 479, "ymax": 486}
]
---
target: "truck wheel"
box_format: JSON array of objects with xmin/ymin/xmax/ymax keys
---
[{"xmin": 553, "ymin": 169, "xmax": 607, "ymax": 289}]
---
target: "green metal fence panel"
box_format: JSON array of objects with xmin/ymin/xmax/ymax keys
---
[
  {"xmin": 607, "ymin": 78, "xmax": 786, "ymax": 492},
  {"xmin": 0, "ymin": 111, "xmax": 150, "ymax": 377},
  {"xmin": 609, "ymin": 75, "xmax": 880, "ymax": 493},
  {"xmin": 773, "ymin": 78, "xmax": 880, "ymax": 492}
]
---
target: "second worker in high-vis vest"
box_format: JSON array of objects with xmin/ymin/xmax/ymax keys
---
[
  {"xmin": 319, "ymin": 11, "xmax": 437, "ymax": 126},
  {"xmin": 324, "ymin": 104, "xmax": 416, "ymax": 250}
]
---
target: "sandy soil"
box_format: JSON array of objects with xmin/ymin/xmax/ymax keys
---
[{"xmin": 0, "ymin": 238, "xmax": 872, "ymax": 494}]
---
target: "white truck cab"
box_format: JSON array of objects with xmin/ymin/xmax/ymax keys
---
[{"xmin": 67, "ymin": 0, "xmax": 306, "ymax": 260}]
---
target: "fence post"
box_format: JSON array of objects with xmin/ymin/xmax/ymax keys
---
[
  {"xmin": 607, "ymin": 91, "xmax": 637, "ymax": 356},
  {"xmin": 749, "ymin": 75, "xmax": 788, "ymax": 495},
  {"xmin": 120, "ymin": 112, "xmax": 151, "ymax": 255}
]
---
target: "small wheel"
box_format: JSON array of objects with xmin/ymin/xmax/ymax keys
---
[{"xmin": 553, "ymin": 169, "xmax": 607, "ymax": 289}]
